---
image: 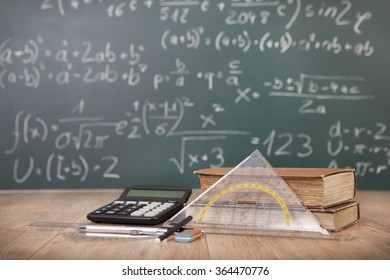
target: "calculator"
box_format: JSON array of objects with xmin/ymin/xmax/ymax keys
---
[{"xmin": 87, "ymin": 185, "xmax": 192, "ymax": 225}]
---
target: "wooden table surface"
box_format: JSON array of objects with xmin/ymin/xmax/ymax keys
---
[{"xmin": 0, "ymin": 189, "xmax": 389, "ymax": 260}]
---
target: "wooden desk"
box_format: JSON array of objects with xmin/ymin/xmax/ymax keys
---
[{"xmin": 0, "ymin": 190, "xmax": 389, "ymax": 260}]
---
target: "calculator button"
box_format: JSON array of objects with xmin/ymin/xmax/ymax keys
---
[
  {"xmin": 90, "ymin": 210, "xmax": 104, "ymax": 214},
  {"xmin": 164, "ymin": 202, "xmax": 175, "ymax": 207},
  {"xmin": 131, "ymin": 210, "xmax": 146, "ymax": 216},
  {"xmin": 138, "ymin": 201, "xmax": 150, "ymax": 205},
  {"xmin": 129, "ymin": 212, "xmax": 142, "ymax": 217},
  {"xmin": 160, "ymin": 204, "xmax": 171, "ymax": 208},
  {"xmin": 157, "ymin": 206, "xmax": 170, "ymax": 211},
  {"xmin": 91, "ymin": 207, "xmax": 110, "ymax": 214},
  {"xmin": 126, "ymin": 206, "xmax": 141, "ymax": 211},
  {"xmin": 113, "ymin": 201, "xmax": 125, "ymax": 204},
  {"xmin": 150, "ymin": 202, "xmax": 161, "ymax": 206},
  {"xmin": 144, "ymin": 212, "xmax": 158, "ymax": 217},
  {"xmin": 154, "ymin": 207, "xmax": 167, "ymax": 212},
  {"xmin": 104, "ymin": 210, "xmax": 118, "ymax": 215},
  {"xmin": 116, "ymin": 211, "xmax": 131, "ymax": 216},
  {"xmin": 125, "ymin": 201, "xmax": 137, "ymax": 204}
]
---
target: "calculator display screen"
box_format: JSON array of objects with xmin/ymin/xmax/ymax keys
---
[{"xmin": 126, "ymin": 189, "xmax": 186, "ymax": 199}]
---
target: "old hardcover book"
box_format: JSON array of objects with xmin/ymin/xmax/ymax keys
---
[
  {"xmin": 311, "ymin": 201, "xmax": 360, "ymax": 231},
  {"xmin": 194, "ymin": 167, "xmax": 356, "ymax": 208}
]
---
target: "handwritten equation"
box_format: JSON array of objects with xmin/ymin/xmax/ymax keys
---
[
  {"xmin": 162, "ymin": 29, "xmax": 373, "ymax": 56},
  {"xmin": 4, "ymin": 102, "xmax": 390, "ymax": 185},
  {"xmin": 1, "ymin": 0, "xmax": 374, "ymax": 91},
  {"xmin": 327, "ymin": 121, "xmax": 390, "ymax": 177},
  {"xmin": 0, "ymin": 36, "xmax": 373, "ymax": 113},
  {"xmin": 40, "ymin": 0, "xmax": 372, "ymax": 35},
  {"xmin": 3, "ymin": 99, "xmax": 251, "ymax": 183}
]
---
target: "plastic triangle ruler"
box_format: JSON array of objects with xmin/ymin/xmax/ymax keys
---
[{"xmin": 165, "ymin": 150, "xmax": 329, "ymax": 238}]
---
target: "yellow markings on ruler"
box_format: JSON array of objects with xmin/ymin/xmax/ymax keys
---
[{"xmin": 198, "ymin": 183, "xmax": 291, "ymax": 226}]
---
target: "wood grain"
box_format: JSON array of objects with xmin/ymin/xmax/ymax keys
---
[{"xmin": 0, "ymin": 189, "xmax": 389, "ymax": 259}]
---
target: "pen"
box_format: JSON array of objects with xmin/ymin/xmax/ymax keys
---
[
  {"xmin": 76, "ymin": 224, "xmax": 168, "ymax": 236},
  {"xmin": 155, "ymin": 215, "xmax": 193, "ymax": 243},
  {"xmin": 30, "ymin": 221, "xmax": 169, "ymax": 235},
  {"xmin": 59, "ymin": 231, "xmax": 157, "ymax": 239}
]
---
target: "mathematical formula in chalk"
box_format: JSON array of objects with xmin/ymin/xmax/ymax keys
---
[
  {"xmin": 1, "ymin": 0, "xmax": 388, "ymax": 189},
  {"xmin": 3, "ymin": 99, "xmax": 390, "ymax": 185}
]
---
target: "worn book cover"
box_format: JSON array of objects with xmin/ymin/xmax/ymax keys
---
[
  {"xmin": 194, "ymin": 167, "xmax": 356, "ymax": 208},
  {"xmin": 311, "ymin": 201, "xmax": 360, "ymax": 231}
]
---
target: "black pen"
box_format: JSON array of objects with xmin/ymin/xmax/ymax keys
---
[{"xmin": 155, "ymin": 215, "xmax": 193, "ymax": 243}]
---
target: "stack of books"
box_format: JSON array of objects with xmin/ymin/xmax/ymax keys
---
[{"xmin": 194, "ymin": 167, "xmax": 359, "ymax": 232}]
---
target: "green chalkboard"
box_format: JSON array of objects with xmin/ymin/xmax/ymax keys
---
[{"xmin": 1, "ymin": 0, "xmax": 389, "ymax": 190}]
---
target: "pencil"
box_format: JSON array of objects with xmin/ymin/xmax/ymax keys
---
[{"xmin": 155, "ymin": 215, "xmax": 193, "ymax": 243}]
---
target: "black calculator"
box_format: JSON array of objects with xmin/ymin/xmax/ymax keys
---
[{"xmin": 87, "ymin": 185, "xmax": 192, "ymax": 225}]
